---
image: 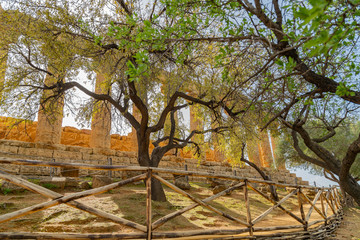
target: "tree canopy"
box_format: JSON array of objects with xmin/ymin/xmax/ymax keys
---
[{"xmin": 1, "ymin": 0, "xmax": 360, "ymax": 204}]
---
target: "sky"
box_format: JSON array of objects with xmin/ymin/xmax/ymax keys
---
[{"xmin": 291, "ymin": 168, "xmax": 337, "ymax": 188}]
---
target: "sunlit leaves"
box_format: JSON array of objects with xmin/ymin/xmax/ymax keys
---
[{"xmin": 336, "ymin": 82, "xmax": 356, "ymax": 97}]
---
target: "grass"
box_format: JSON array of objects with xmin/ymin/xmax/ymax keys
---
[
  {"xmin": 2, "ymin": 188, "xmax": 12, "ymax": 195},
  {"xmin": 40, "ymin": 183, "xmax": 59, "ymax": 189},
  {"xmin": 28, "ymin": 178, "xmax": 41, "ymax": 184}
]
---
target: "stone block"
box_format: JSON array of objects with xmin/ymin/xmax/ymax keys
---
[
  {"xmin": 300, "ymin": 181, "xmax": 309, "ymax": 186},
  {"xmin": 129, "ymin": 158, "xmax": 138, "ymax": 165},
  {"xmin": 93, "ymin": 148, "xmax": 116, "ymax": 156},
  {"xmin": 53, "ymin": 150, "xmax": 82, "ymax": 160},
  {"xmin": 92, "ymin": 175, "xmax": 112, "ymax": 188},
  {"xmin": 82, "ymin": 152, "xmax": 92, "ymax": 161},
  {"xmin": 174, "ymin": 175, "xmax": 191, "ymax": 190},
  {"xmin": 36, "ymin": 148, "xmax": 54, "ymax": 158},
  {"xmin": 61, "ymin": 167, "xmax": 79, "ymax": 177},
  {"xmin": 65, "ymin": 145, "xmax": 93, "ymax": 154},
  {"xmin": 65, "ymin": 177, "xmax": 79, "ymax": 187},
  {"xmin": 12, "ymin": 141, "xmax": 36, "ymax": 148},
  {"xmin": 114, "ymin": 151, "xmax": 125, "ymax": 157},
  {"xmin": 79, "ymin": 181, "xmax": 91, "ymax": 189},
  {"xmin": 88, "ymin": 154, "xmax": 108, "ymax": 161},
  {"xmin": 0, "ymin": 145, "xmax": 18, "ymax": 154},
  {"xmin": 18, "ymin": 147, "xmax": 49, "ymax": 158}
]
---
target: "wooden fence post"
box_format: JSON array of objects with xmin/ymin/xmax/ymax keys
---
[
  {"xmin": 320, "ymin": 188, "xmax": 327, "ymax": 225},
  {"xmin": 297, "ymin": 187, "xmax": 307, "ymax": 231},
  {"xmin": 244, "ymin": 180, "xmax": 253, "ymax": 236},
  {"xmin": 146, "ymin": 169, "xmax": 152, "ymax": 240}
]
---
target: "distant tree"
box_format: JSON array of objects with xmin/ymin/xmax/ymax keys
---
[{"xmin": 276, "ymin": 119, "xmax": 360, "ymax": 180}]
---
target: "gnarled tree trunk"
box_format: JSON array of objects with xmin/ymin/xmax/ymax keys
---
[{"xmin": 138, "ymin": 137, "xmax": 167, "ymax": 202}]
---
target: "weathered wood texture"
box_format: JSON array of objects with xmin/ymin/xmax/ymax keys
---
[{"xmin": 0, "ymin": 158, "xmax": 343, "ymax": 239}]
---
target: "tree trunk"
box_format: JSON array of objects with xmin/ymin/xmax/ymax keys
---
[
  {"xmin": 137, "ymin": 144, "xmax": 167, "ymax": 202},
  {"xmin": 340, "ymin": 175, "xmax": 360, "ymax": 206},
  {"xmin": 151, "ymin": 178, "xmax": 167, "ymax": 202},
  {"xmin": 149, "ymin": 151, "xmax": 167, "ymax": 202}
]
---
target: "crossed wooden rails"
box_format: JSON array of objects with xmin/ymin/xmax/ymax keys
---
[{"xmin": 0, "ymin": 158, "xmax": 343, "ymax": 239}]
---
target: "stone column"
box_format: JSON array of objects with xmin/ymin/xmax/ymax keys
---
[
  {"xmin": 35, "ymin": 73, "xmax": 64, "ymax": 144},
  {"xmin": 89, "ymin": 72, "xmax": 111, "ymax": 149},
  {"xmin": 258, "ymin": 131, "xmax": 272, "ymax": 168}
]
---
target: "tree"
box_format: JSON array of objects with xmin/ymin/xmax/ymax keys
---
[
  {"xmin": 145, "ymin": 0, "xmax": 360, "ymax": 204},
  {"xmin": 0, "ymin": 0, "xmax": 259, "ymax": 201}
]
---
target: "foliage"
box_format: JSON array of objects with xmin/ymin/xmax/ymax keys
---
[{"xmin": 276, "ymin": 120, "xmax": 360, "ymax": 178}]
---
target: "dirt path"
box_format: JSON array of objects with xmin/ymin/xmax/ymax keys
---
[
  {"xmin": 0, "ymin": 182, "xmax": 346, "ymax": 238},
  {"xmin": 332, "ymin": 207, "xmax": 360, "ymax": 240}
]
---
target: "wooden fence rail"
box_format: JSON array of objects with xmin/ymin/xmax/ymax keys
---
[{"xmin": 0, "ymin": 158, "xmax": 343, "ymax": 239}]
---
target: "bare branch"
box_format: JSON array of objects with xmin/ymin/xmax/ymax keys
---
[{"xmin": 291, "ymin": 129, "xmax": 327, "ymax": 170}]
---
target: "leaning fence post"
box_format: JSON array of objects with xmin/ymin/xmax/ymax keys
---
[
  {"xmin": 108, "ymin": 157, "xmax": 112, "ymax": 178},
  {"xmin": 297, "ymin": 187, "xmax": 307, "ymax": 231},
  {"xmin": 320, "ymin": 187, "xmax": 327, "ymax": 225},
  {"xmin": 146, "ymin": 168, "xmax": 152, "ymax": 240},
  {"xmin": 244, "ymin": 180, "xmax": 253, "ymax": 236},
  {"xmin": 184, "ymin": 164, "xmax": 188, "ymax": 182}
]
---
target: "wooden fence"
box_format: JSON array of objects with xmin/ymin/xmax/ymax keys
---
[{"xmin": 0, "ymin": 158, "xmax": 343, "ymax": 239}]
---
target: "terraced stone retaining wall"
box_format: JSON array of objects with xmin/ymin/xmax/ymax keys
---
[{"xmin": 0, "ymin": 139, "xmax": 308, "ymax": 185}]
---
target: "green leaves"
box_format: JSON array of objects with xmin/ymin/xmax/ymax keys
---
[
  {"xmin": 126, "ymin": 51, "xmax": 149, "ymax": 82},
  {"xmin": 336, "ymin": 82, "xmax": 356, "ymax": 97}
]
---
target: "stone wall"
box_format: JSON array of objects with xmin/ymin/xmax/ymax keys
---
[
  {"xmin": 0, "ymin": 117, "xmax": 138, "ymax": 152},
  {"xmin": 0, "ymin": 116, "xmax": 255, "ymax": 162},
  {"xmin": 0, "ymin": 139, "xmax": 308, "ymax": 185}
]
